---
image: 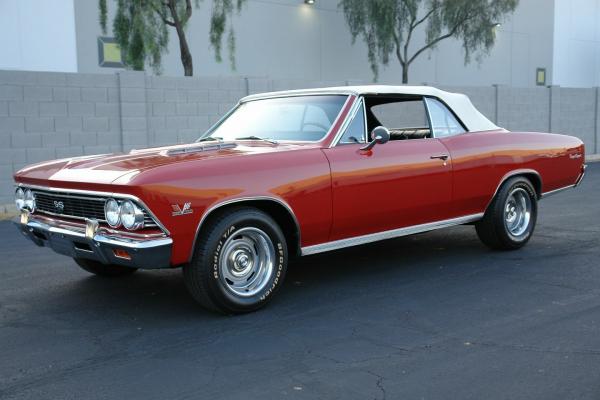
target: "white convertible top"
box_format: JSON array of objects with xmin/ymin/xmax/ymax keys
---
[{"xmin": 241, "ymin": 85, "xmax": 500, "ymax": 132}]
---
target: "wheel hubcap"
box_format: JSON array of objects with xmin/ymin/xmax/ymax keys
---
[
  {"xmin": 504, "ymin": 188, "xmax": 532, "ymax": 237},
  {"xmin": 219, "ymin": 227, "xmax": 275, "ymax": 297}
]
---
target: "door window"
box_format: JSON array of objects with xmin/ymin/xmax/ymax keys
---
[
  {"xmin": 425, "ymin": 97, "xmax": 466, "ymax": 138},
  {"xmin": 365, "ymin": 96, "xmax": 431, "ymax": 141},
  {"xmin": 338, "ymin": 102, "xmax": 366, "ymax": 144}
]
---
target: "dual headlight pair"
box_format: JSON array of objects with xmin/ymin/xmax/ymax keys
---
[
  {"xmin": 104, "ymin": 199, "xmax": 145, "ymax": 231},
  {"xmin": 15, "ymin": 188, "xmax": 35, "ymax": 212}
]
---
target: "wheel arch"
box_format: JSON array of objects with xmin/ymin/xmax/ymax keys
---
[
  {"xmin": 485, "ymin": 169, "xmax": 543, "ymax": 212},
  {"xmin": 189, "ymin": 197, "xmax": 302, "ymax": 262}
]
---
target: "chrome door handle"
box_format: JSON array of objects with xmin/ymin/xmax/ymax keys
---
[{"xmin": 430, "ymin": 154, "xmax": 449, "ymax": 161}]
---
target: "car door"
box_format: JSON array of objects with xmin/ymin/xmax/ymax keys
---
[
  {"xmin": 322, "ymin": 95, "xmax": 454, "ymax": 242},
  {"xmin": 424, "ymin": 96, "xmax": 496, "ymax": 217}
]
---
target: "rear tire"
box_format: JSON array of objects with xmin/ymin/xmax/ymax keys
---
[
  {"xmin": 476, "ymin": 176, "xmax": 538, "ymax": 250},
  {"xmin": 74, "ymin": 258, "xmax": 138, "ymax": 277},
  {"xmin": 183, "ymin": 207, "xmax": 288, "ymax": 314}
]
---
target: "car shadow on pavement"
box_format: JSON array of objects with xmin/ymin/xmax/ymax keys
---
[{"xmin": 50, "ymin": 225, "xmax": 488, "ymax": 321}]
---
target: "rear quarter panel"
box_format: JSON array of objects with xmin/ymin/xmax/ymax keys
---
[{"xmin": 441, "ymin": 130, "xmax": 585, "ymax": 216}]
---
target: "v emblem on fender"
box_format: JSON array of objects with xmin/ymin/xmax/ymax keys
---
[{"xmin": 172, "ymin": 202, "xmax": 193, "ymax": 216}]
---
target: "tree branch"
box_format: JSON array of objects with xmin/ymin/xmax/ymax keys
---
[
  {"xmin": 412, "ymin": 5, "xmax": 438, "ymax": 31},
  {"xmin": 166, "ymin": 0, "xmax": 179, "ymax": 25},
  {"xmin": 400, "ymin": 0, "xmax": 416, "ymax": 21},
  {"xmin": 407, "ymin": 14, "xmax": 473, "ymax": 66},
  {"xmin": 150, "ymin": 2, "xmax": 176, "ymax": 26},
  {"xmin": 403, "ymin": 13, "xmax": 416, "ymax": 66},
  {"xmin": 183, "ymin": 0, "xmax": 193, "ymax": 23},
  {"xmin": 407, "ymin": 29, "xmax": 455, "ymax": 66},
  {"xmin": 392, "ymin": 30, "xmax": 404, "ymax": 65}
]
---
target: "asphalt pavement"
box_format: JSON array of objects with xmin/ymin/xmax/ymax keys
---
[{"xmin": 1, "ymin": 163, "xmax": 599, "ymax": 400}]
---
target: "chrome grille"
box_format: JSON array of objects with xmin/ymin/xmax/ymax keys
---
[{"xmin": 31, "ymin": 189, "xmax": 157, "ymax": 228}]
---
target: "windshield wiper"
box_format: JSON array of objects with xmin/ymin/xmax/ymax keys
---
[
  {"xmin": 235, "ymin": 136, "xmax": 278, "ymax": 144},
  {"xmin": 196, "ymin": 136, "xmax": 223, "ymax": 142}
]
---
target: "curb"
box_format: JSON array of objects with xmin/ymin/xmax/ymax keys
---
[
  {"xmin": 587, "ymin": 154, "xmax": 600, "ymax": 163},
  {"xmin": 0, "ymin": 204, "xmax": 18, "ymax": 221}
]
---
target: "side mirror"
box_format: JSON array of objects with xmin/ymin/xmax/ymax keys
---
[{"xmin": 360, "ymin": 126, "xmax": 390, "ymax": 151}]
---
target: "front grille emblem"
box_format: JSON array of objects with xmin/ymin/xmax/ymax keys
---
[
  {"xmin": 172, "ymin": 202, "xmax": 193, "ymax": 216},
  {"xmin": 53, "ymin": 201, "xmax": 65, "ymax": 212}
]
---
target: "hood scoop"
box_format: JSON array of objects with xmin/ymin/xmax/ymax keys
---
[{"xmin": 166, "ymin": 142, "xmax": 237, "ymax": 156}]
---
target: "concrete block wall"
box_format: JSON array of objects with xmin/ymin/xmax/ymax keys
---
[
  {"xmin": 0, "ymin": 71, "xmax": 123, "ymax": 205},
  {"xmin": 555, "ymin": 87, "xmax": 596, "ymax": 152},
  {"xmin": 1, "ymin": 69, "xmax": 599, "ymax": 206},
  {"xmin": 497, "ymin": 86, "xmax": 551, "ymax": 132},
  {"xmin": 144, "ymin": 74, "xmax": 245, "ymax": 147}
]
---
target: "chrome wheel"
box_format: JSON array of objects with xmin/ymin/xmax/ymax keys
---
[
  {"xmin": 219, "ymin": 227, "xmax": 275, "ymax": 297},
  {"xmin": 504, "ymin": 187, "xmax": 532, "ymax": 237}
]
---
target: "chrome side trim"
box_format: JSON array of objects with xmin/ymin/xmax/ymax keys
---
[
  {"xmin": 300, "ymin": 213, "xmax": 484, "ymax": 256},
  {"xmin": 15, "ymin": 183, "xmax": 170, "ymax": 236},
  {"xmin": 540, "ymin": 164, "xmax": 586, "ymax": 198},
  {"xmin": 189, "ymin": 196, "xmax": 302, "ymax": 262},
  {"xmin": 540, "ymin": 185, "xmax": 576, "ymax": 199}
]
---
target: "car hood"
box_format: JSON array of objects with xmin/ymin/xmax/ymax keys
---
[{"xmin": 15, "ymin": 141, "xmax": 312, "ymax": 186}]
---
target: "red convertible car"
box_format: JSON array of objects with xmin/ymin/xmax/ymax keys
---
[{"xmin": 13, "ymin": 86, "xmax": 586, "ymax": 313}]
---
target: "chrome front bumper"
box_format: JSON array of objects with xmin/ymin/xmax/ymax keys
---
[{"xmin": 14, "ymin": 213, "xmax": 172, "ymax": 269}]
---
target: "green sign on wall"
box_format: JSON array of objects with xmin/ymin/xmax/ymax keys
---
[{"xmin": 98, "ymin": 37, "xmax": 124, "ymax": 68}]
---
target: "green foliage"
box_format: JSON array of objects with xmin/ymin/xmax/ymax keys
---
[
  {"xmin": 209, "ymin": 0, "xmax": 244, "ymax": 69},
  {"xmin": 339, "ymin": 0, "xmax": 519, "ymax": 82},
  {"xmin": 99, "ymin": 0, "xmax": 108, "ymax": 33},
  {"xmin": 98, "ymin": 0, "xmax": 245, "ymax": 75}
]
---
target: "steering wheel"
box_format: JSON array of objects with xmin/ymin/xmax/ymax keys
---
[{"xmin": 301, "ymin": 122, "xmax": 329, "ymax": 132}]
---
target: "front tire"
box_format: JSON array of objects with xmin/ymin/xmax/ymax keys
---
[
  {"xmin": 183, "ymin": 207, "xmax": 288, "ymax": 314},
  {"xmin": 476, "ymin": 176, "xmax": 538, "ymax": 250},
  {"xmin": 74, "ymin": 258, "xmax": 138, "ymax": 277}
]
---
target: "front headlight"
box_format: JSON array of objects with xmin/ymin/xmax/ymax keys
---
[
  {"xmin": 15, "ymin": 188, "xmax": 25, "ymax": 210},
  {"xmin": 120, "ymin": 200, "xmax": 144, "ymax": 230},
  {"xmin": 24, "ymin": 189, "xmax": 35, "ymax": 211},
  {"xmin": 104, "ymin": 198, "xmax": 121, "ymax": 227}
]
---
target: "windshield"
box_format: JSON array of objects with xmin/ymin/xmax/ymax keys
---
[{"xmin": 203, "ymin": 95, "xmax": 348, "ymax": 142}]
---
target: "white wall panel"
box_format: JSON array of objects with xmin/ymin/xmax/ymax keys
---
[{"xmin": 0, "ymin": 0, "xmax": 77, "ymax": 72}]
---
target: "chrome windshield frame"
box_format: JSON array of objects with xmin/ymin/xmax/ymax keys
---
[{"xmin": 198, "ymin": 93, "xmax": 352, "ymax": 144}]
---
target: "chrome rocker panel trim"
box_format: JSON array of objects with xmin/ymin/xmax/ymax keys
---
[
  {"xmin": 540, "ymin": 185, "xmax": 577, "ymax": 198},
  {"xmin": 301, "ymin": 213, "xmax": 484, "ymax": 256},
  {"xmin": 15, "ymin": 214, "xmax": 172, "ymax": 269}
]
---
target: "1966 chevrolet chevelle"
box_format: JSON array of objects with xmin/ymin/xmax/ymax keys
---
[{"xmin": 14, "ymin": 86, "xmax": 586, "ymax": 313}]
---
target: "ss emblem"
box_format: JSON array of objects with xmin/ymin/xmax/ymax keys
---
[{"xmin": 54, "ymin": 201, "xmax": 65, "ymax": 212}]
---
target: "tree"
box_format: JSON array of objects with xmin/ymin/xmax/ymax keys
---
[
  {"xmin": 339, "ymin": 0, "xmax": 519, "ymax": 83},
  {"xmin": 98, "ymin": 0, "xmax": 245, "ymax": 76}
]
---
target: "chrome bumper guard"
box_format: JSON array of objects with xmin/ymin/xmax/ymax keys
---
[
  {"xmin": 14, "ymin": 213, "xmax": 172, "ymax": 269},
  {"xmin": 575, "ymin": 164, "xmax": 587, "ymax": 187}
]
